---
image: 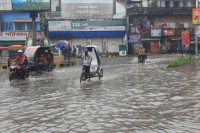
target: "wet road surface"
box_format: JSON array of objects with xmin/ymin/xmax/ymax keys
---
[{"xmin": 0, "ymin": 55, "xmax": 200, "ymax": 133}]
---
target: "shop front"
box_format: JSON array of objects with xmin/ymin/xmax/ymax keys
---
[{"xmin": 141, "ymin": 38, "xmax": 160, "ymax": 55}]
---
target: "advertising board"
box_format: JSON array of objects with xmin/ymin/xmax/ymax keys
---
[
  {"xmin": 12, "ymin": 0, "xmax": 51, "ymax": 11},
  {"xmin": 0, "ymin": 1, "xmax": 12, "ymax": 10},
  {"xmin": 181, "ymin": 31, "xmax": 190, "ymax": 45},
  {"xmin": 61, "ymin": 0, "xmax": 113, "ymax": 19},
  {"xmin": 151, "ymin": 28, "xmax": 162, "ymax": 37},
  {"xmin": 48, "ymin": 20, "xmax": 125, "ymax": 32},
  {"xmin": 192, "ymin": 8, "xmax": 200, "ymax": 24}
]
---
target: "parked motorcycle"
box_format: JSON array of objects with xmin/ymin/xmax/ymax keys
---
[{"xmin": 9, "ymin": 61, "xmax": 30, "ymax": 82}]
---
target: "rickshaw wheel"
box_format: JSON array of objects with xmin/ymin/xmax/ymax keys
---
[
  {"xmin": 99, "ymin": 68, "xmax": 103, "ymax": 78},
  {"xmin": 98, "ymin": 73, "xmax": 100, "ymax": 81},
  {"xmin": 98, "ymin": 68, "xmax": 103, "ymax": 81},
  {"xmin": 80, "ymin": 72, "xmax": 86, "ymax": 83}
]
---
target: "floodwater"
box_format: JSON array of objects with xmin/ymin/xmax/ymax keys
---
[{"xmin": 0, "ymin": 55, "xmax": 200, "ymax": 133}]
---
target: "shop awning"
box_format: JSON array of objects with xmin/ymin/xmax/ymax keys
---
[
  {"xmin": 0, "ymin": 41, "xmax": 25, "ymax": 46},
  {"xmin": 48, "ymin": 31, "xmax": 126, "ymax": 39}
]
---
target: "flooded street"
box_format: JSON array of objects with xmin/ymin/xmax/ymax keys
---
[{"xmin": 0, "ymin": 55, "xmax": 200, "ymax": 133}]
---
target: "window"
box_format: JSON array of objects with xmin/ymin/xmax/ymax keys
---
[
  {"xmin": 183, "ymin": 1, "xmax": 188, "ymax": 7},
  {"xmin": 165, "ymin": 1, "xmax": 170, "ymax": 7},
  {"xmin": 2, "ymin": 22, "xmax": 13, "ymax": 31},
  {"xmin": 174, "ymin": 1, "xmax": 179, "ymax": 7},
  {"xmin": 15, "ymin": 22, "xmax": 25, "ymax": 31},
  {"xmin": 27, "ymin": 22, "xmax": 33, "ymax": 31}
]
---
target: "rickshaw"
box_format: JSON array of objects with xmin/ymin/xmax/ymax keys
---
[
  {"xmin": 80, "ymin": 45, "xmax": 103, "ymax": 83},
  {"xmin": 24, "ymin": 46, "xmax": 54, "ymax": 72}
]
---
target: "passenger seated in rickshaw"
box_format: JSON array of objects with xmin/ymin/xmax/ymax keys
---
[
  {"xmin": 43, "ymin": 53, "xmax": 51, "ymax": 66},
  {"xmin": 36, "ymin": 53, "xmax": 44, "ymax": 64},
  {"xmin": 36, "ymin": 52, "xmax": 51, "ymax": 71}
]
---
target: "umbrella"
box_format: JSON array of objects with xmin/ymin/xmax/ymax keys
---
[{"xmin": 55, "ymin": 40, "xmax": 67, "ymax": 49}]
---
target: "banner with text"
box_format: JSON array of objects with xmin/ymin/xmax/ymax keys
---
[
  {"xmin": 181, "ymin": 31, "xmax": 190, "ymax": 45},
  {"xmin": 48, "ymin": 20, "xmax": 125, "ymax": 31},
  {"xmin": 192, "ymin": 8, "xmax": 200, "ymax": 24},
  {"xmin": 0, "ymin": 32, "xmax": 28, "ymax": 41}
]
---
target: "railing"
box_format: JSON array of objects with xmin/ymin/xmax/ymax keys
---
[{"xmin": 127, "ymin": 7, "xmax": 193, "ymax": 16}]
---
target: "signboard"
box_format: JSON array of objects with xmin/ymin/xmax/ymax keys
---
[
  {"xmin": 181, "ymin": 31, "xmax": 190, "ymax": 45},
  {"xmin": 71, "ymin": 21, "xmax": 125, "ymax": 31},
  {"xmin": 0, "ymin": 32, "xmax": 28, "ymax": 41},
  {"xmin": 61, "ymin": 0, "xmax": 113, "ymax": 19},
  {"xmin": 48, "ymin": 20, "xmax": 125, "ymax": 32},
  {"xmin": 129, "ymin": 34, "xmax": 141, "ymax": 43},
  {"xmin": 0, "ymin": 1, "xmax": 12, "ymax": 10},
  {"xmin": 12, "ymin": 0, "xmax": 51, "ymax": 11},
  {"xmin": 48, "ymin": 21, "xmax": 71, "ymax": 31},
  {"xmin": 50, "ymin": 0, "xmax": 61, "ymax": 18},
  {"xmin": 163, "ymin": 29, "xmax": 175, "ymax": 36},
  {"xmin": 151, "ymin": 28, "xmax": 161, "ymax": 37},
  {"xmin": 192, "ymin": 8, "xmax": 200, "ymax": 24}
]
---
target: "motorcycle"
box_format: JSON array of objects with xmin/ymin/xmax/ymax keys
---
[
  {"xmin": 9, "ymin": 61, "xmax": 30, "ymax": 82},
  {"xmin": 138, "ymin": 54, "xmax": 147, "ymax": 64}
]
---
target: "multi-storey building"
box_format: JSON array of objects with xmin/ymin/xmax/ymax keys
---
[
  {"xmin": 0, "ymin": 12, "xmax": 41, "ymax": 46},
  {"xmin": 0, "ymin": 1, "xmax": 41, "ymax": 47},
  {"xmin": 48, "ymin": 0, "xmax": 126, "ymax": 53},
  {"xmin": 127, "ymin": 0, "xmax": 197, "ymax": 55}
]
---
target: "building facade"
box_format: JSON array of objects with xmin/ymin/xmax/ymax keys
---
[
  {"xmin": 127, "ymin": 0, "xmax": 197, "ymax": 55},
  {"xmin": 48, "ymin": 0, "xmax": 126, "ymax": 53},
  {"xmin": 0, "ymin": 12, "xmax": 41, "ymax": 46},
  {"xmin": 0, "ymin": 1, "xmax": 41, "ymax": 47}
]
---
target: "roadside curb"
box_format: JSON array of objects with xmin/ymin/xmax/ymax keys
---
[
  {"xmin": 54, "ymin": 61, "xmax": 76, "ymax": 69},
  {"xmin": 100, "ymin": 55, "xmax": 119, "ymax": 58}
]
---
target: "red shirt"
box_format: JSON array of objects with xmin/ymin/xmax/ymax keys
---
[{"xmin": 15, "ymin": 54, "xmax": 27, "ymax": 64}]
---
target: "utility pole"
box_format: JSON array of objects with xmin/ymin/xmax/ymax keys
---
[
  {"xmin": 195, "ymin": 0, "xmax": 199, "ymax": 58},
  {"xmin": 30, "ymin": 12, "xmax": 38, "ymax": 46}
]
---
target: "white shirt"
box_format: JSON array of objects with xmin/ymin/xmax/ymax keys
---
[{"xmin": 82, "ymin": 52, "xmax": 92, "ymax": 66}]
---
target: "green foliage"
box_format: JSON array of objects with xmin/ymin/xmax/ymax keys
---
[
  {"xmin": 40, "ymin": 12, "xmax": 47, "ymax": 32},
  {"xmin": 167, "ymin": 58, "xmax": 196, "ymax": 68}
]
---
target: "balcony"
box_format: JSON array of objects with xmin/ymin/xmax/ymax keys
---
[{"xmin": 127, "ymin": 7, "xmax": 193, "ymax": 16}]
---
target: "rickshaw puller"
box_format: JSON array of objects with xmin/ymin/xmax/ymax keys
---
[{"xmin": 82, "ymin": 48, "xmax": 92, "ymax": 79}]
